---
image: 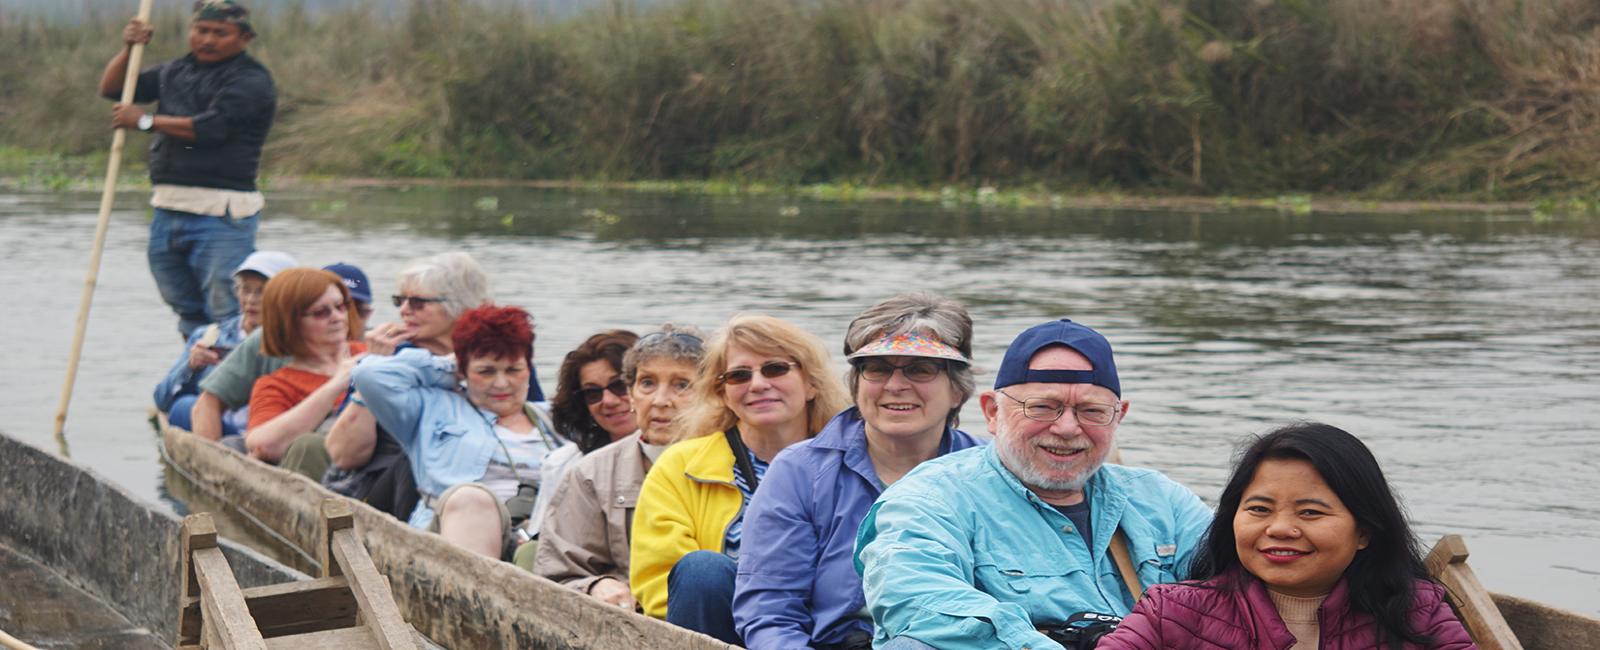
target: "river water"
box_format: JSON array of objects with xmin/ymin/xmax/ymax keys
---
[{"xmin": 1, "ymin": 187, "xmax": 1596, "ymax": 615}]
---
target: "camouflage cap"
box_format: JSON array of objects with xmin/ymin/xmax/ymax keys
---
[{"xmin": 192, "ymin": 0, "xmax": 252, "ymax": 34}]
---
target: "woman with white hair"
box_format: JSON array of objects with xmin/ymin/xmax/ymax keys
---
[
  {"xmin": 733, "ymin": 293, "xmax": 986, "ymax": 649},
  {"xmin": 325, "ymin": 251, "xmax": 547, "ymax": 505}
]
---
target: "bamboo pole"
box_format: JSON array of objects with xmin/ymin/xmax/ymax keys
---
[{"xmin": 52, "ymin": 0, "xmax": 157, "ymax": 455}]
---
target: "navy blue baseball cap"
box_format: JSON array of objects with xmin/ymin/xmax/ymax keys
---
[
  {"xmin": 993, "ymin": 319, "xmax": 1120, "ymax": 396},
  {"xmin": 323, "ymin": 262, "xmax": 372, "ymax": 304}
]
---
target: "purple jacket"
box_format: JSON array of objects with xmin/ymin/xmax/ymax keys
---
[
  {"xmin": 1097, "ymin": 570, "xmax": 1478, "ymax": 650},
  {"xmin": 733, "ymin": 407, "xmax": 985, "ymax": 649}
]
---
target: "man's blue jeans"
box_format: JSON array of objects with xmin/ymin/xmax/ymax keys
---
[
  {"xmin": 666, "ymin": 550, "xmax": 741, "ymax": 645},
  {"xmin": 148, "ymin": 207, "xmax": 258, "ymax": 337}
]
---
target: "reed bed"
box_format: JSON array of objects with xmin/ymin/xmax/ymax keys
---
[{"xmin": 2, "ymin": 0, "xmax": 1597, "ymax": 199}]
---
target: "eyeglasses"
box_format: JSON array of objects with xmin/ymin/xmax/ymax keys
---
[
  {"xmin": 579, "ymin": 379, "xmax": 628, "ymax": 405},
  {"xmin": 853, "ymin": 357, "xmax": 947, "ymax": 383},
  {"xmin": 303, "ymin": 301, "xmax": 348, "ymax": 320},
  {"xmin": 996, "ymin": 390, "xmax": 1120, "ymax": 426},
  {"xmin": 392, "ymin": 295, "xmax": 447, "ymax": 309},
  {"xmin": 717, "ymin": 360, "xmax": 799, "ymax": 386}
]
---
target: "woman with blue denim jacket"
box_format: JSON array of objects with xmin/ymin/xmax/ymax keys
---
[
  {"xmin": 733, "ymin": 293, "xmax": 988, "ymax": 650},
  {"xmin": 352, "ymin": 304, "xmax": 565, "ymax": 559}
]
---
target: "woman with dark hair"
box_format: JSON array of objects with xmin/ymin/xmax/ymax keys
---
[
  {"xmin": 549, "ymin": 329, "xmax": 643, "ymax": 453},
  {"xmin": 243, "ymin": 268, "xmax": 367, "ymax": 464},
  {"xmin": 1097, "ymin": 423, "xmax": 1476, "ymax": 650},
  {"xmin": 351, "ymin": 304, "xmax": 566, "ymax": 559},
  {"xmin": 523, "ymin": 330, "xmax": 640, "ymax": 547}
]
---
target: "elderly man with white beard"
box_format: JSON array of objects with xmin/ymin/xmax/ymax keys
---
[{"xmin": 853, "ymin": 319, "xmax": 1212, "ymax": 650}]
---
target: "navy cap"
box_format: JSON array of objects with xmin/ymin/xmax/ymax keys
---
[
  {"xmin": 322, "ymin": 262, "xmax": 371, "ymax": 304},
  {"xmin": 993, "ymin": 319, "xmax": 1120, "ymax": 396}
]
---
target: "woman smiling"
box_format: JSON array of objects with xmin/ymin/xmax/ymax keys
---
[
  {"xmin": 1096, "ymin": 423, "xmax": 1476, "ymax": 650},
  {"xmin": 733, "ymin": 294, "xmax": 987, "ymax": 649},
  {"xmin": 629, "ymin": 315, "xmax": 850, "ymax": 642}
]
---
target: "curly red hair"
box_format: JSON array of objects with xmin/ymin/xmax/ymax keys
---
[{"xmin": 452, "ymin": 304, "xmax": 535, "ymax": 369}]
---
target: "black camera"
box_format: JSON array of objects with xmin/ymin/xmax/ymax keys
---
[{"xmin": 1041, "ymin": 611, "xmax": 1123, "ymax": 649}]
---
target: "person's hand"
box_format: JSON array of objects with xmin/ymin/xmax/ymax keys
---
[
  {"xmin": 111, "ymin": 103, "xmax": 145, "ymax": 130},
  {"xmin": 588, "ymin": 577, "xmax": 637, "ymax": 610},
  {"xmin": 187, "ymin": 342, "xmax": 221, "ymax": 370},
  {"xmin": 364, "ymin": 322, "xmax": 414, "ymax": 356},
  {"xmin": 123, "ymin": 19, "xmax": 153, "ymax": 47}
]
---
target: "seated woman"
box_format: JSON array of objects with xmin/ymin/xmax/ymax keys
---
[
  {"xmin": 324, "ymin": 252, "xmax": 493, "ymax": 504},
  {"xmin": 526, "ymin": 329, "xmax": 642, "ymax": 538},
  {"xmin": 156, "ymin": 250, "xmax": 294, "ymax": 437},
  {"xmin": 535, "ymin": 325, "xmax": 705, "ymax": 609},
  {"xmin": 243, "ymin": 268, "xmax": 367, "ymax": 467},
  {"xmin": 733, "ymin": 293, "xmax": 987, "ymax": 649},
  {"xmin": 1097, "ymin": 423, "xmax": 1476, "ymax": 650},
  {"xmin": 352, "ymin": 304, "xmax": 566, "ymax": 559},
  {"xmin": 629, "ymin": 314, "xmax": 851, "ymax": 644}
]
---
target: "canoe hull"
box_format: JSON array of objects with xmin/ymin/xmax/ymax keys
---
[
  {"xmin": 0, "ymin": 432, "xmax": 303, "ymax": 648},
  {"xmin": 159, "ymin": 423, "xmax": 735, "ymax": 650}
]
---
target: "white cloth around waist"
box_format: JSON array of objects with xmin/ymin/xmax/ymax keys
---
[{"xmin": 151, "ymin": 184, "xmax": 265, "ymax": 218}]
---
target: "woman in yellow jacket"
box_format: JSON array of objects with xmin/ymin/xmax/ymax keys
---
[{"xmin": 630, "ymin": 314, "xmax": 850, "ymax": 644}]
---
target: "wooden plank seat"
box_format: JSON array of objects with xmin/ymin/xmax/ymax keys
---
[{"xmin": 177, "ymin": 500, "xmax": 422, "ymax": 649}]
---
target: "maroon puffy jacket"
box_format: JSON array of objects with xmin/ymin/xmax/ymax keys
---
[{"xmin": 1096, "ymin": 571, "xmax": 1478, "ymax": 650}]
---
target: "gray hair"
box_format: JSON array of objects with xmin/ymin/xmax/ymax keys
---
[
  {"xmin": 397, "ymin": 252, "xmax": 489, "ymax": 318},
  {"xmin": 843, "ymin": 293, "xmax": 976, "ymax": 426},
  {"xmin": 623, "ymin": 323, "xmax": 708, "ymax": 384}
]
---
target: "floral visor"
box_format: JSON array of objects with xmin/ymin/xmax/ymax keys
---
[{"xmin": 846, "ymin": 332, "xmax": 971, "ymax": 365}]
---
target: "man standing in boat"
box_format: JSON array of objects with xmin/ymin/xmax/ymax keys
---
[{"xmin": 99, "ymin": 0, "xmax": 277, "ymax": 338}]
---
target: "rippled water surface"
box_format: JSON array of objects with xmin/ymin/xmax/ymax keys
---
[{"xmin": 1, "ymin": 187, "xmax": 1596, "ymax": 614}]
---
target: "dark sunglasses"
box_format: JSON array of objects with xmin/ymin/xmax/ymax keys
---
[
  {"xmin": 717, "ymin": 360, "xmax": 799, "ymax": 386},
  {"xmin": 392, "ymin": 294, "xmax": 447, "ymax": 309},
  {"xmin": 579, "ymin": 379, "xmax": 628, "ymax": 405},
  {"xmin": 853, "ymin": 357, "xmax": 947, "ymax": 383}
]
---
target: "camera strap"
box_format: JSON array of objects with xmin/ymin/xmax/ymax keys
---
[
  {"xmin": 724, "ymin": 426, "xmax": 760, "ymax": 493},
  {"xmin": 1108, "ymin": 527, "xmax": 1144, "ymax": 603}
]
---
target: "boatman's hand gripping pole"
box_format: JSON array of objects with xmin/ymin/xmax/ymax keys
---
[{"xmin": 52, "ymin": 0, "xmax": 157, "ymax": 454}]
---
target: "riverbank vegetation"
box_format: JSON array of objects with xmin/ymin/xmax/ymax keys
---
[{"xmin": 3, "ymin": 0, "xmax": 1598, "ymax": 201}]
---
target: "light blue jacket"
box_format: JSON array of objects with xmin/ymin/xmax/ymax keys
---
[
  {"xmin": 734, "ymin": 407, "xmax": 986, "ymax": 649},
  {"xmin": 853, "ymin": 444, "xmax": 1211, "ymax": 650},
  {"xmin": 351, "ymin": 349, "xmax": 562, "ymax": 529},
  {"xmin": 153, "ymin": 315, "xmax": 245, "ymax": 412}
]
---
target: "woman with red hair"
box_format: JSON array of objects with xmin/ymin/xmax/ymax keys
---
[
  {"xmin": 244, "ymin": 268, "xmax": 367, "ymax": 463},
  {"xmin": 352, "ymin": 304, "xmax": 566, "ymax": 559}
]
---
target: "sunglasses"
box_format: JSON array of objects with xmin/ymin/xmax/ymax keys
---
[
  {"xmin": 853, "ymin": 357, "xmax": 947, "ymax": 383},
  {"xmin": 717, "ymin": 360, "xmax": 799, "ymax": 386},
  {"xmin": 392, "ymin": 295, "xmax": 447, "ymax": 309},
  {"xmin": 303, "ymin": 301, "xmax": 348, "ymax": 320},
  {"xmin": 579, "ymin": 379, "xmax": 628, "ymax": 405}
]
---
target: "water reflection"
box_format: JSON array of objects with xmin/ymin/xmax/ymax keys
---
[{"xmin": 1, "ymin": 187, "xmax": 1596, "ymax": 614}]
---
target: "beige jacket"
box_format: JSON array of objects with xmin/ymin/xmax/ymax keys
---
[{"xmin": 533, "ymin": 432, "xmax": 647, "ymax": 594}]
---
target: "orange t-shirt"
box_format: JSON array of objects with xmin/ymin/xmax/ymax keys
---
[{"xmin": 247, "ymin": 342, "xmax": 367, "ymax": 430}]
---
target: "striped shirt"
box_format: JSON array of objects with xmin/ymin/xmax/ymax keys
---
[{"xmin": 722, "ymin": 450, "xmax": 769, "ymax": 560}]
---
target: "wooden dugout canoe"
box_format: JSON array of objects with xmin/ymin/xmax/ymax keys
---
[
  {"xmin": 154, "ymin": 417, "xmax": 736, "ymax": 650},
  {"xmin": 152, "ymin": 418, "xmax": 1600, "ymax": 650},
  {"xmin": 0, "ymin": 431, "xmax": 307, "ymax": 649}
]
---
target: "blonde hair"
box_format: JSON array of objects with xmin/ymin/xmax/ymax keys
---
[{"xmin": 672, "ymin": 314, "xmax": 850, "ymax": 443}]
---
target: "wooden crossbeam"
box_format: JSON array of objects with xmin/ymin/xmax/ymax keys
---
[
  {"xmin": 178, "ymin": 503, "xmax": 419, "ymax": 649},
  {"xmin": 322, "ymin": 500, "xmax": 417, "ymax": 650},
  {"xmin": 1426, "ymin": 535, "xmax": 1523, "ymax": 650}
]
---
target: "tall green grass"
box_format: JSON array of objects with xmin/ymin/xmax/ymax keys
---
[{"xmin": 3, "ymin": 0, "xmax": 1597, "ymax": 198}]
